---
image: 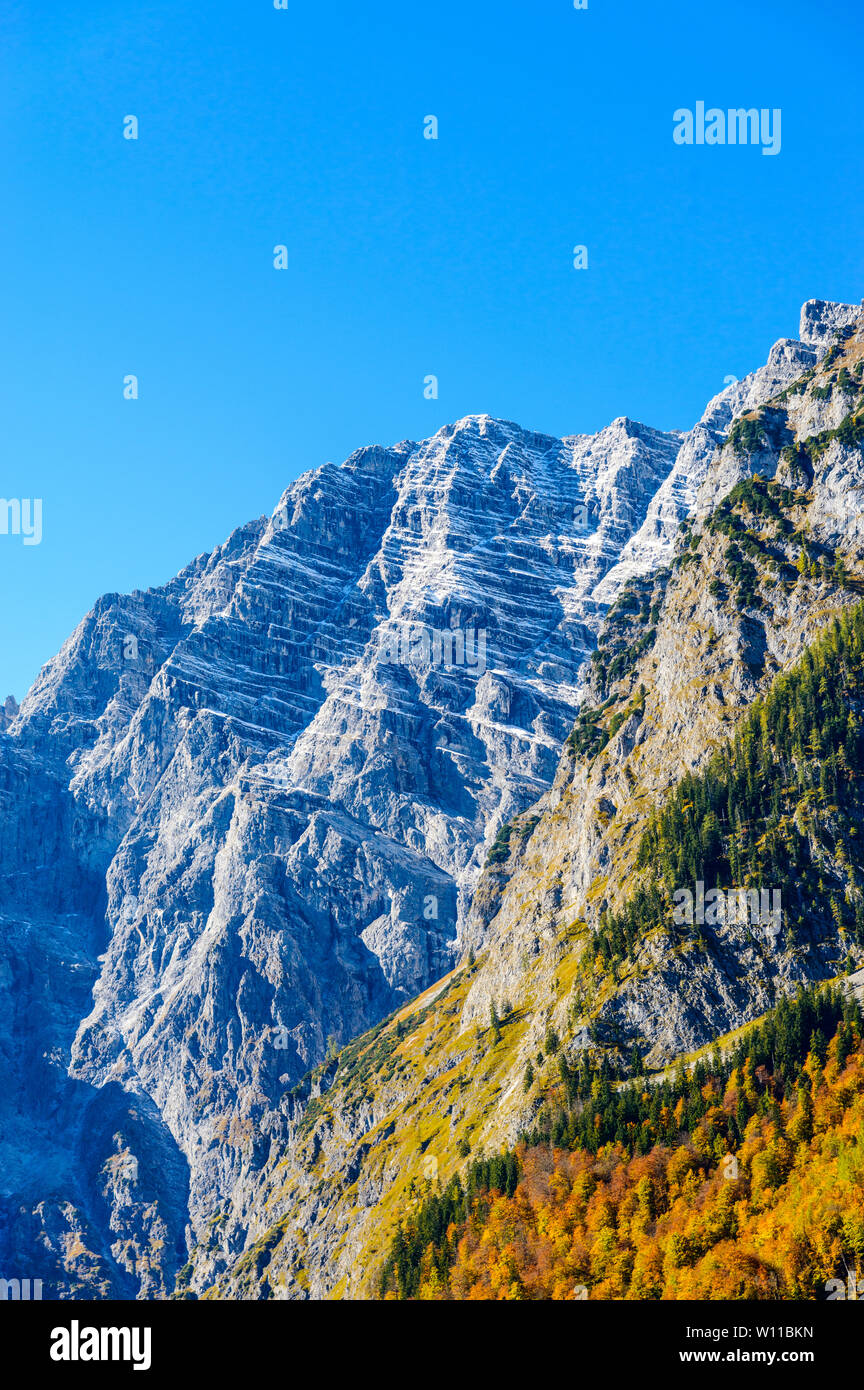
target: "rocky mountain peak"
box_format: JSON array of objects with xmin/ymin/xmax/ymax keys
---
[
  {"xmin": 3, "ymin": 294, "xmax": 862, "ymax": 1300},
  {"xmin": 799, "ymin": 296, "xmax": 863, "ymax": 349}
]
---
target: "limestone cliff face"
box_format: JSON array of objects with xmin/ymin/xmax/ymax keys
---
[
  {"xmin": 0, "ymin": 408, "xmax": 695, "ymax": 1296},
  {"xmin": 2, "ymin": 298, "xmax": 860, "ymax": 1301},
  {"xmin": 193, "ymin": 298, "xmax": 864, "ymax": 1301}
]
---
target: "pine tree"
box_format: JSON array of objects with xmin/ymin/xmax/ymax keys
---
[{"xmin": 489, "ymin": 1002, "xmax": 501, "ymax": 1044}]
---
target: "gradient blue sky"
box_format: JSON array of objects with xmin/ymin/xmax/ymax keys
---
[{"xmin": 1, "ymin": 0, "xmax": 862, "ymax": 698}]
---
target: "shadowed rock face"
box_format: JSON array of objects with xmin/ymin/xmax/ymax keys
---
[{"xmin": 1, "ymin": 300, "xmax": 857, "ymax": 1297}]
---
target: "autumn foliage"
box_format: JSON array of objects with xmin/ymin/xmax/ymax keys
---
[{"xmin": 380, "ymin": 1008, "xmax": 864, "ymax": 1300}]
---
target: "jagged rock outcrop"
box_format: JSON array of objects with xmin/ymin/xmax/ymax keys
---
[{"xmin": 0, "ymin": 695, "xmax": 18, "ymax": 731}]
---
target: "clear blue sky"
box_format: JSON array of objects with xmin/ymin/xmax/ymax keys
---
[{"xmin": 0, "ymin": 0, "xmax": 861, "ymax": 699}]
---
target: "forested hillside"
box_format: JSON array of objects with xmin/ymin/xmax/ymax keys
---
[
  {"xmin": 593, "ymin": 587, "xmax": 864, "ymax": 972},
  {"xmin": 380, "ymin": 984, "xmax": 864, "ymax": 1299},
  {"xmin": 379, "ymin": 596, "xmax": 864, "ymax": 1299}
]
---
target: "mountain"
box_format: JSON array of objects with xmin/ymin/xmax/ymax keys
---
[
  {"xmin": 179, "ymin": 296, "xmax": 864, "ymax": 1301},
  {"xmin": 0, "ymin": 297, "xmax": 859, "ymax": 1299}
]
